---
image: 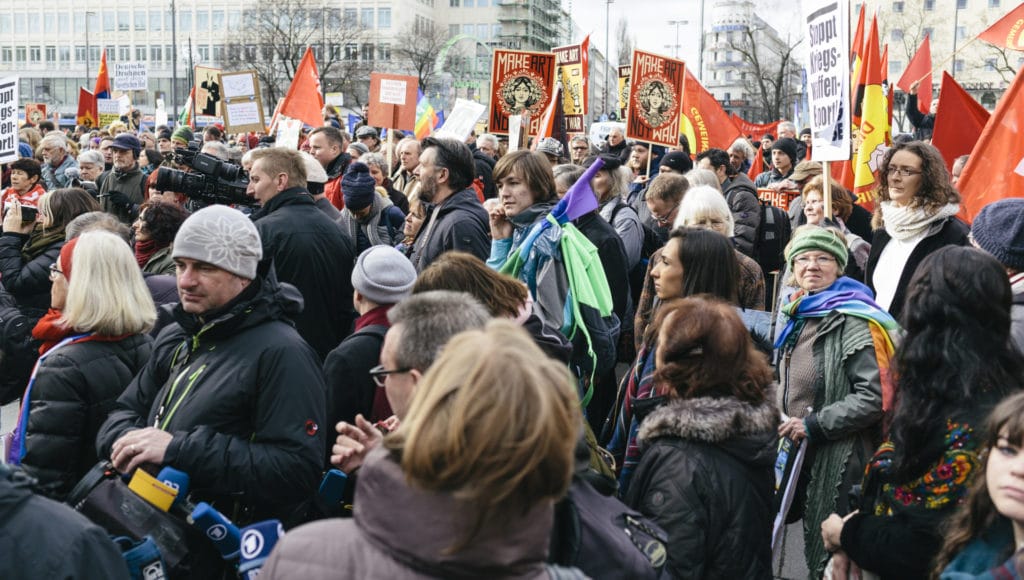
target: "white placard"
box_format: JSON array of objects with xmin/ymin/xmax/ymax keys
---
[
  {"xmin": 325, "ymin": 92, "xmax": 344, "ymax": 107},
  {"xmin": 508, "ymin": 114, "xmax": 523, "ymax": 152},
  {"xmin": 803, "ymin": 0, "xmax": 851, "ymax": 162},
  {"xmin": 275, "ymin": 117, "xmax": 302, "ymax": 150},
  {"xmin": 117, "ymin": 94, "xmax": 132, "ymax": 115},
  {"xmin": 379, "ymin": 79, "xmax": 408, "ymax": 105},
  {"xmin": 226, "ymin": 102, "xmax": 261, "ymax": 126},
  {"xmin": 221, "ymin": 73, "xmax": 256, "ymax": 99},
  {"xmin": 113, "ymin": 62, "xmax": 148, "ymax": 91},
  {"xmin": 434, "ymin": 98, "xmax": 487, "ymax": 142},
  {"xmin": 0, "ymin": 76, "xmax": 18, "ymax": 163}
]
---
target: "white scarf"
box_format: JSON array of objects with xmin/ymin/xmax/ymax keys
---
[{"xmin": 880, "ymin": 201, "xmax": 960, "ymax": 241}]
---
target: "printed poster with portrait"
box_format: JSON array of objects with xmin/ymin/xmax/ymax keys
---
[
  {"xmin": 617, "ymin": 65, "xmax": 631, "ymax": 121},
  {"xmin": 488, "ymin": 50, "xmax": 557, "ymax": 136},
  {"xmin": 626, "ymin": 50, "xmax": 685, "ymax": 147},
  {"xmin": 554, "ymin": 38, "xmax": 588, "ymax": 134},
  {"xmin": 194, "ymin": 65, "xmax": 223, "ymax": 124}
]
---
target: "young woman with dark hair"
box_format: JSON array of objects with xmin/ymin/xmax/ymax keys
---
[{"xmin": 821, "ymin": 246, "xmax": 1024, "ymax": 579}]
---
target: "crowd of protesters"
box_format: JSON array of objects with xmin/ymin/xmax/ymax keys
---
[{"xmin": 0, "ymin": 109, "xmax": 1023, "ymax": 580}]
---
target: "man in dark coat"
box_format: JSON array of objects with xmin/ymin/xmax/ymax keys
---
[
  {"xmin": 906, "ymin": 80, "xmax": 936, "ymax": 141},
  {"xmin": 97, "ymin": 206, "xmax": 326, "ymax": 574},
  {"xmin": 98, "ymin": 134, "xmax": 147, "ymax": 224},
  {"xmin": 697, "ymin": 148, "xmax": 762, "ymax": 258},
  {"xmin": 408, "ymin": 137, "xmax": 490, "ymax": 272},
  {"xmin": 247, "ymin": 147, "xmax": 357, "ymax": 360}
]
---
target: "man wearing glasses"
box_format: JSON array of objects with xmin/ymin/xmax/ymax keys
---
[
  {"xmin": 38, "ymin": 133, "xmax": 78, "ymax": 191},
  {"xmin": 569, "ymin": 135, "xmax": 591, "ymax": 166}
]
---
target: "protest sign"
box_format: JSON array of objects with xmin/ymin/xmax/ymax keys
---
[
  {"xmin": 626, "ymin": 50, "xmax": 686, "ymax": 147},
  {"xmin": 220, "ymin": 70, "xmax": 265, "ymax": 134},
  {"xmin": 803, "ymin": 0, "xmax": 851, "ymax": 161},
  {"xmin": 757, "ymin": 188, "xmax": 802, "ymax": 211},
  {"xmin": 434, "ymin": 98, "xmax": 487, "ymax": 142},
  {"xmin": 488, "ymin": 50, "xmax": 556, "ymax": 136},
  {"xmin": 25, "ymin": 103, "xmax": 46, "ymax": 126},
  {"xmin": 275, "ymin": 117, "xmax": 303, "ymax": 150},
  {"xmin": 554, "ymin": 37, "xmax": 589, "ymax": 133},
  {"xmin": 618, "ymin": 65, "xmax": 631, "ymax": 120},
  {"xmin": 97, "ymin": 98, "xmax": 121, "ymax": 127},
  {"xmin": 368, "ymin": 73, "xmax": 418, "ymax": 132},
  {"xmin": 113, "ymin": 62, "xmax": 148, "ymax": 92},
  {"xmin": 325, "ymin": 93, "xmax": 344, "ymax": 108},
  {"xmin": 195, "ymin": 66, "xmax": 223, "ymax": 123},
  {"xmin": 0, "ymin": 77, "xmax": 19, "ymax": 163}
]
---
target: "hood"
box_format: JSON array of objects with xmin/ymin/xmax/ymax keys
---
[
  {"xmin": 0, "ymin": 465, "xmax": 35, "ymax": 518},
  {"xmin": 473, "ymin": 148, "xmax": 496, "ymax": 169},
  {"xmin": 251, "ymin": 187, "xmax": 315, "ymax": 219},
  {"xmin": 354, "ymin": 447, "xmax": 551, "ymax": 579},
  {"xmin": 639, "ymin": 392, "xmax": 780, "ymax": 468},
  {"xmin": 510, "ymin": 202, "xmax": 554, "ymax": 229}
]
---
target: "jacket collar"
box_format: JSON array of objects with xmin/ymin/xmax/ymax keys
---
[
  {"xmin": 638, "ymin": 392, "xmax": 779, "ymax": 446},
  {"xmin": 257, "ymin": 186, "xmax": 315, "ymax": 216}
]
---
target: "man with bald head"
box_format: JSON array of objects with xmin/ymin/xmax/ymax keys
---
[
  {"xmin": 602, "ymin": 126, "xmax": 631, "ymax": 163},
  {"xmin": 391, "ymin": 137, "xmax": 421, "ymax": 197}
]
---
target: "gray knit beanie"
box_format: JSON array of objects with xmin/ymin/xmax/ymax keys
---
[
  {"xmin": 352, "ymin": 246, "xmax": 417, "ymax": 305},
  {"xmin": 172, "ymin": 205, "xmax": 263, "ymax": 279},
  {"xmin": 971, "ymin": 198, "xmax": 1024, "ymax": 272}
]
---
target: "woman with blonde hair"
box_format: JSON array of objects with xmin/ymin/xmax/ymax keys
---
[
  {"xmin": 262, "ymin": 320, "xmax": 583, "ymax": 578},
  {"xmin": 8, "ymin": 230, "xmax": 155, "ymax": 499}
]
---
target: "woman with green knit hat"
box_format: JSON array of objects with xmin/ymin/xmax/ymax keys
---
[{"xmin": 773, "ymin": 225, "xmax": 900, "ymax": 579}]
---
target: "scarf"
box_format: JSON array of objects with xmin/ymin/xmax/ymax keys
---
[
  {"xmin": 20, "ymin": 225, "xmax": 65, "ymax": 262},
  {"xmin": 606, "ymin": 341, "xmax": 668, "ymax": 496},
  {"xmin": 134, "ymin": 239, "xmax": 162, "ymax": 269},
  {"xmin": 775, "ymin": 277, "xmax": 900, "ymax": 411},
  {"xmin": 880, "ymin": 201, "xmax": 960, "ymax": 241},
  {"xmin": 1010, "ymin": 272, "xmax": 1024, "ymax": 296},
  {"xmin": 338, "ymin": 193, "xmax": 395, "ymax": 247}
]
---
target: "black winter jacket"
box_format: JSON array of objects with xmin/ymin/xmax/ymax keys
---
[
  {"xmin": 472, "ymin": 146, "xmax": 497, "ymax": 199},
  {"xmin": 0, "ymin": 231, "xmax": 64, "ymax": 318},
  {"xmin": 906, "ymin": 93, "xmax": 935, "ymax": 141},
  {"xmin": 323, "ymin": 321, "xmax": 388, "ymax": 434},
  {"xmin": 0, "ymin": 464, "xmax": 129, "ymax": 580},
  {"xmin": 21, "ymin": 334, "xmax": 152, "ymax": 500},
  {"xmin": 723, "ymin": 174, "xmax": 762, "ymax": 258},
  {"xmin": 408, "ymin": 188, "xmax": 490, "ymax": 272},
  {"xmin": 574, "ymin": 210, "xmax": 631, "ymax": 321},
  {"xmin": 624, "ymin": 395, "xmax": 779, "ymax": 579},
  {"xmin": 865, "ymin": 217, "xmax": 969, "ymax": 322},
  {"xmin": 99, "ymin": 164, "xmax": 147, "ymax": 224},
  {"xmin": 96, "ymin": 272, "xmax": 326, "ymax": 528},
  {"xmin": 252, "ymin": 187, "xmax": 357, "ymax": 360}
]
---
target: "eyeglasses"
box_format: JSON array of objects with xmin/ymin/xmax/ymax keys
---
[
  {"xmin": 48, "ymin": 264, "xmax": 64, "ymax": 279},
  {"xmin": 650, "ymin": 204, "xmax": 680, "ymax": 225},
  {"xmin": 571, "ymin": 146, "xmax": 589, "ymax": 151},
  {"xmin": 369, "ymin": 364, "xmax": 412, "ymax": 388},
  {"xmin": 794, "ymin": 255, "xmax": 837, "ymax": 267},
  {"xmin": 887, "ymin": 166, "xmax": 922, "ymax": 177}
]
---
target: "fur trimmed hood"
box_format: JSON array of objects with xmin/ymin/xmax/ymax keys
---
[{"xmin": 638, "ymin": 390, "xmax": 780, "ymax": 455}]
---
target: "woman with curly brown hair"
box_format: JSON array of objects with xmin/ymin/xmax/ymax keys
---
[{"xmin": 864, "ymin": 141, "xmax": 969, "ymax": 321}]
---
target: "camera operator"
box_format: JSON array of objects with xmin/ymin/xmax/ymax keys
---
[{"xmin": 98, "ymin": 134, "xmax": 147, "ymax": 225}]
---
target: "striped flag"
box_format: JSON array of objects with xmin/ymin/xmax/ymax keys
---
[
  {"xmin": 178, "ymin": 86, "xmax": 195, "ymax": 129},
  {"xmin": 414, "ymin": 89, "xmax": 438, "ymax": 140}
]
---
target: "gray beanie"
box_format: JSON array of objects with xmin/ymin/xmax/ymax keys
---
[
  {"xmin": 352, "ymin": 246, "xmax": 417, "ymax": 305},
  {"xmin": 971, "ymin": 198, "xmax": 1024, "ymax": 272},
  {"xmin": 172, "ymin": 205, "xmax": 263, "ymax": 279}
]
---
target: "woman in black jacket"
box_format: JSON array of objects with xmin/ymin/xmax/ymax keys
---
[
  {"xmin": 624, "ymin": 296, "xmax": 778, "ymax": 579},
  {"xmin": 9, "ymin": 230, "xmax": 154, "ymax": 500}
]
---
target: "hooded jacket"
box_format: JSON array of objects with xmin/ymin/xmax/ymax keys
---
[
  {"xmin": 261, "ymin": 447, "xmax": 555, "ymax": 580},
  {"xmin": 0, "ymin": 465, "xmax": 129, "ymax": 580},
  {"xmin": 96, "ymin": 270, "xmax": 326, "ymax": 528},
  {"xmin": 723, "ymin": 173, "xmax": 762, "ymax": 258},
  {"xmin": 323, "ymin": 151, "xmax": 352, "ymax": 210},
  {"xmin": 624, "ymin": 394, "xmax": 779, "ymax": 579},
  {"xmin": 409, "ymin": 187, "xmax": 490, "ymax": 272}
]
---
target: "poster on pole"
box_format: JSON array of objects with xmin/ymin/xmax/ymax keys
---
[
  {"xmin": 626, "ymin": 50, "xmax": 686, "ymax": 147},
  {"xmin": 219, "ymin": 70, "xmax": 265, "ymax": 134},
  {"xmin": 195, "ymin": 66, "xmax": 223, "ymax": 123},
  {"xmin": 275, "ymin": 117, "xmax": 303, "ymax": 150},
  {"xmin": 488, "ymin": 50, "xmax": 557, "ymax": 136},
  {"xmin": 25, "ymin": 103, "xmax": 47, "ymax": 126},
  {"xmin": 434, "ymin": 98, "xmax": 487, "ymax": 142},
  {"xmin": 368, "ymin": 73, "xmax": 419, "ymax": 132},
  {"xmin": 618, "ymin": 65, "xmax": 631, "ymax": 120},
  {"xmin": 803, "ymin": 0, "xmax": 850, "ymax": 161},
  {"xmin": 113, "ymin": 62, "xmax": 148, "ymax": 91},
  {"xmin": 554, "ymin": 37, "xmax": 589, "ymax": 133},
  {"xmin": 97, "ymin": 98, "xmax": 121, "ymax": 127},
  {"xmin": 0, "ymin": 77, "xmax": 19, "ymax": 164}
]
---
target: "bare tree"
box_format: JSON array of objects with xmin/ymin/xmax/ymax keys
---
[
  {"xmin": 727, "ymin": 23, "xmax": 803, "ymax": 122},
  {"xmin": 615, "ymin": 19, "xmax": 634, "ymax": 67},
  {"xmin": 392, "ymin": 22, "xmax": 451, "ymax": 93},
  {"xmin": 223, "ymin": 0, "xmax": 369, "ymax": 110}
]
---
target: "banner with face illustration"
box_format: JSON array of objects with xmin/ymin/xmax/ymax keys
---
[
  {"xmin": 625, "ymin": 50, "xmax": 685, "ymax": 147},
  {"xmin": 618, "ymin": 65, "xmax": 631, "ymax": 120},
  {"xmin": 553, "ymin": 37, "xmax": 589, "ymax": 134},
  {"xmin": 488, "ymin": 50, "xmax": 557, "ymax": 136}
]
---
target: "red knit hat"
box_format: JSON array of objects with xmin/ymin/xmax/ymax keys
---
[{"xmin": 58, "ymin": 237, "xmax": 79, "ymax": 282}]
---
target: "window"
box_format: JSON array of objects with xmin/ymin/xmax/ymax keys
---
[
  {"xmin": 1, "ymin": 48, "xmax": 11, "ymax": 64},
  {"xmin": 478, "ymin": 0, "xmax": 489, "ymax": 5},
  {"xmin": 212, "ymin": 11, "xmax": 224, "ymax": 31},
  {"xmin": 29, "ymin": 46, "xmax": 41, "ymax": 63},
  {"xmin": 892, "ymin": 1, "xmax": 904, "ymax": 12},
  {"xmin": 0, "ymin": 15, "xmax": 10, "ymax": 34},
  {"xmin": 378, "ymin": 8, "xmax": 391, "ymax": 28},
  {"xmin": 119, "ymin": 46, "xmax": 130, "ymax": 61},
  {"xmin": 889, "ymin": 60, "xmax": 903, "ymax": 75},
  {"xmin": 76, "ymin": 46, "xmax": 87, "ymax": 62},
  {"xmin": 956, "ymin": 0, "xmax": 967, "ymax": 7},
  {"xmin": 16, "ymin": 47, "xmax": 26, "ymax": 63},
  {"xmin": 379, "ymin": 44, "xmax": 391, "ymax": 61},
  {"xmin": 344, "ymin": 9, "xmax": 357, "ymax": 26},
  {"xmin": 73, "ymin": 12, "xmax": 84, "ymax": 33},
  {"xmin": 954, "ymin": 58, "xmax": 964, "ymax": 73},
  {"xmin": 477, "ymin": 24, "xmax": 488, "ymax": 39},
  {"xmin": 45, "ymin": 46, "xmax": 56, "ymax": 62},
  {"xmin": 28, "ymin": 13, "xmax": 39, "ymax": 30},
  {"xmin": 361, "ymin": 44, "xmax": 374, "ymax": 61},
  {"xmin": 179, "ymin": 11, "xmax": 191, "ymax": 32},
  {"xmin": 924, "ymin": 0, "xmax": 935, "ymax": 9},
  {"xmin": 985, "ymin": 58, "xmax": 997, "ymax": 71},
  {"xmin": 136, "ymin": 47, "xmax": 147, "ymax": 61},
  {"xmin": 14, "ymin": 13, "xmax": 26, "ymax": 32},
  {"xmin": 150, "ymin": 10, "xmax": 162, "ymax": 31},
  {"xmin": 345, "ymin": 43, "xmax": 358, "ymax": 60},
  {"xmin": 451, "ymin": 0, "xmax": 460, "ymax": 6},
  {"xmin": 450, "ymin": 24, "xmax": 459, "ymax": 36},
  {"xmin": 922, "ymin": 27, "xmax": 934, "ymax": 38},
  {"xmin": 990, "ymin": 0, "xmax": 1001, "ymax": 6},
  {"xmin": 463, "ymin": 24, "xmax": 474, "ymax": 35},
  {"xmin": 465, "ymin": 0, "xmax": 475, "ymax": 6},
  {"xmin": 59, "ymin": 13, "xmax": 69, "ymax": 31},
  {"xmin": 91, "ymin": 46, "xmax": 101, "ymax": 62},
  {"xmin": 59, "ymin": 46, "xmax": 70, "ymax": 63},
  {"xmin": 228, "ymin": 11, "xmax": 241, "ymax": 29},
  {"xmin": 118, "ymin": 11, "xmax": 129, "ymax": 31},
  {"xmin": 493, "ymin": 24, "xmax": 502, "ymax": 38},
  {"xmin": 135, "ymin": 11, "xmax": 146, "ymax": 31},
  {"xmin": 151, "ymin": 46, "xmax": 162, "ymax": 62},
  {"xmin": 213, "ymin": 45, "xmax": 224, "ymax": 63},
  {"xmin": 957, "ymin": 26, "xmax": 966, "ymax": 40},
  {"xmin": 198, "ymin": 45, "xmax": 210, "ymax": 62},
  {"xmin": 44, "ymin": 13, "xmax": 54, "ymax": 30},
  {"xmin": 891, "ymin": 28, "xmax": 903, "ymax": 41},
  {"xmin": 196, "ymin": 10, "xmax": 209, "ymax": 31},
  {"xmin": 361, "ymin": 8, "xmax": 373, "ymax": 28}
]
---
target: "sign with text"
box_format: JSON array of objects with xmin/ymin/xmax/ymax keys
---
[
  {"xmin": 434, "ymin": 98, "xmax": 487, "ymax": 142},
  {"xmin": 219, "ymin": 70, "xmax": 265, "ymax": 134},
  {"xmin": 0, "ymin": 77, "xmax": 18, "ymax": 163},
  {"xmin": 195, "ymin": 65, "xmax": 223, "ymax": 123},
  {"xmin": 618, "ymin": 65, "xmax": 631, "ymax": 120},
  {"xmin": 97, "ymin": 98, "xmax": 121, "ymax": 127},
  {"xmin": 757, "ymin": 188, "xmax": 802, "ymax": 211},
  {"xmin": 488, "ymin": 49, "xmax": 556, "ymax": 136},
  {"xmin": 368, "ymin": 73, "xmax": 418, "ymax": 131},
  {"xmin": 113, "ymin": 62, "xmax": 148, "ymax": 91},
  {"xmin": 803, "ymin": 0, "xmax": 850, "ymax": 161},
  {"xmin": 554, "ymin": 39, "xmax": 589, "ymax": 133},
  {"xmin": 626, "ymin": 50, "xmax": 686, "ymax": 147},
  {"xmin": 275, "ymin": 117, "xmax": 302, "ymax": 150}
]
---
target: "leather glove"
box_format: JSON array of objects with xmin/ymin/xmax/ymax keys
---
[{"xmin": 107, "ymin": 191, "xmax": 133, "ymax": 209}]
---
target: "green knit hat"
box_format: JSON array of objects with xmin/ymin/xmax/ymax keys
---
[
  {"xmin": 785, "ymin": 226, "xmax": 849, "ymax": 271},
  {"xmin": 171, "ymin": 126, "xmax": 194, "ymax": 146}
]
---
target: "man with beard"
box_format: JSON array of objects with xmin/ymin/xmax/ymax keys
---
[
  {"xmin": 98, "ymin": 134, "xmax": 147, "ymax": 224},
  {"xmin": 408, "ymin": 137, "xmax": 489, "ymax": 272}
]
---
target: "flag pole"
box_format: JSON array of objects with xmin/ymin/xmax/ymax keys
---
[
  {"xmin": 645, "ymin": 144, "xmax": 653, "ymax": 178},
  {"xmin": 822, "ymin": 161, "xmax": 832, "ymax": 220}
]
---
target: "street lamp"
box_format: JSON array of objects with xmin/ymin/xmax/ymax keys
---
[
  {"xmin": 85, "ymin": 11, "xmax": 96, "ymax": 84},
  {"xmin": 604, "ymin": 0, "xmax": 613, "ymax": 115},
  {"xmin": 951, "ymin": 0, "xmax": 962, "ymax": 80},
  {"xmin": 667, "ymin": 20, "xmax": 688, "ymax": 59}
]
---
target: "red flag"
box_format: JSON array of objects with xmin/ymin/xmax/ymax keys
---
[
  {"xmin": 897, "ymin": 35, "xmax": 932, "ymax": 115},
  {"xmin": 680, "ymin": 70, "xmax": 742, "ymax": 154},
  {"xmin": 954, "ymin": 65, "xmax": 1024, "ymax": 222},
  {"xmin": 850, "ymin": 4, "xmax": 866, "ymax": 65},
  {"xmin": 853, "ymin": 17, "xmax": 890, "ymax": 206},
  {"xmin": 729, "ymin": 114, "xmax": 779, "ymax": 139},
  {"xmin": 93, "ymin": 50, "xmax": 110, "ymax": 100},
  {"xmin": 850, "ymin": 5, "xmax": 867, "ymax": 128},
  {"xmin": 748, "ymin": 144, "xmax": 765, "ymax": 181},
  {"xmin": 278, "ymin": 47, "xmax": 324, "ymax": 128},
  {"xmin": 536, "ymin": 84, "xmax": 561, "ymax": 139},
  {"xmin": 931, "ymin": 72, "xmax": 990, "ymax": 172},
  {"xmin": 881, "ymin": 44, "xmax": 893, "ymax": 137},
  {"xmin": 76, "ymin": 88, "xmax": 96, "ymax": 128},
  {"xmin": 978, "ymin": 3, "xmax": 1024, "ymax": 51}
]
